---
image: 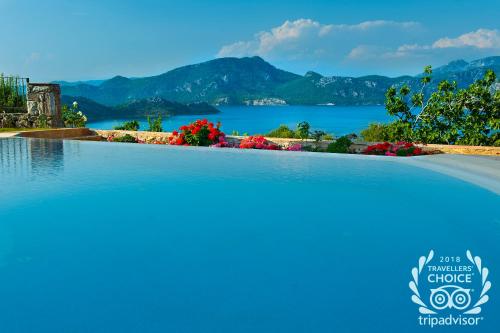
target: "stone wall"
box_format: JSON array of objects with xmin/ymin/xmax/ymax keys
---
[
  {"xmin": 93, "ymin": 129, "xmax": 500, "ymax": 156},
  {"xmin": 1, "ymin": 83, "xmax": 62, "ymax": 129},
  {"xmin": 26, "ymin": 83, "xmax": 62, "ymax": 127},
  {"xmin": 93, "ymin": 129, "xmax": 331, "ymax": 149},
  {"xmin": 0, "ymin": 113, "xmax": 59, "ymax": 128}
]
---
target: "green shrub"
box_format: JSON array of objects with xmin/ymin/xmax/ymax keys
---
[
  {"xmin": 492, "ymin": 132, "xmax": 500, "ymax": 147},
  {"xmin": 36, "ymin": 114, "xmax": 48, "ymax": 128},
  {"xmin": 296, "ymin": 121, "xmax": 310, "ymax": 140},
  {"xmin": 0, "ymin": 74, "xmax": 26, "ymax": 107},
  {"xmin": 62, "ymin": 101, "xmax": 87, "ymax": 128},
  {"xmin": 114, "ymin": 120, "xmax": 140, "ymax": 131},
  {"xmin": 112, "ymin": 134, "xmax": 137, "ymax": 143},
  {"xmin": 310, "ymin": 130, "xmax": 327, "ymax": 142},
  {"xmin": 147, "ymin": 115, "xmax": 163, "ymax": 132},
  {"xmin": 266, "ymin": 125, "xmax": 297, "ymax": 138},
  {"xmin": 360, "ymin": 123, "xmax": 389, "ymax": 142},
  {"xmin": 327, "ymin": 136, "xmax": 352, "ymax": 153},
  {"xmin": 301, "ymin": 145, "xmax": 325, "ymax": 152},
  {"xmin": 267, "ymin": 124, "xmax": 333, "ymax": 141}
]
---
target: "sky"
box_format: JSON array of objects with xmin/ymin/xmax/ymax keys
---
[{"xmin": 0, "ymin": 0, "xmax": 499, "ymax": 81}]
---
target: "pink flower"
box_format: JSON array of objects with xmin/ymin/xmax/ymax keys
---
[{"xmin": 287, "ymin": 144, "xmax": 302, "ymax": 151}]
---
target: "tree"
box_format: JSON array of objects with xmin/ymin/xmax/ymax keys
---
[
  {"xmin": 147, "ymin": 114, "xmax": 163, "ymax": 132},
  {"xmin": 382, "ymin": 66, "xmax": 499, "ymax": 146},
  {"xmin": 296, "ymin": 121, "xmax": 310, "ymax": 140}
]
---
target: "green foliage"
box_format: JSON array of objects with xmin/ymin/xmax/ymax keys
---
[
  {"xmin": 382, "ymin": 67, "xmax": 499, "ymax": 146},
  {"xmin": 301, "ymin": 145, "xmax": 325, "ymax": 152},
  {"xmin": 360, "ymin": 123, "xmax": 412, "ymax": 142},
  {"xmin": 62, "ymin": 101, "xmax": 87, "ymax": 128},
  {"xmin": 36, "ymin": 114, "xmax": 49, "ymax": 128},
  {"xmin": 296, "ymin": 121, "xmax": 310, "ymax": 140},
  {"xmin": 492, "ymin": 132, "xmax": 500, "ymax": 147},
  {"xmin": 266, "ymin": 123, "xmax": 333, "ymax": 141},
  {"xmin": 266, "ymin": 125, "xmax": 297, "ymax": 138},
  {"xmin": 310, "ymin": 130, "xmax": 327, "ymax": 142},
  {"xmin": 0, "ymin": 74, "xmax": 26, "ymax": 108},
  {"xmin": 114, "ymin": 120, "xmax": 140, "ymax": 131},
  {"xmin": 327, "ymin": 136, "xmax": 352, "ymax": 153},
  {"xmin": 112, "ymin": 134, "xmax": 137, "ymax": 143},
  {"xmin": 360, "ymin": 123, "xmax": 389, "ymax": 142},
  {"xmin": 147, "ymin": 115, "xmax": 163, "ymax": 132}
]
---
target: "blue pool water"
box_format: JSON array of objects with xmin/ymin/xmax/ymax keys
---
[
  {"xmin": 87, "ymin": 105, "xmax": 391, "ymax": 135},
  {"xmin": 0, "ymin": 138, "xmax": 499, "ymax": 333}
]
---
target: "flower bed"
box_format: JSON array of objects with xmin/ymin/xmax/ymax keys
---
[
  {"xmin": 239, "ymin": 135, "xmax": 280, "ymax": 150},
  {"xmin": 168, "ymin": 119, "xmax": 226, "ymax": 146},
  {"xmin": 100, "ymin": 121, "xmax": 433, "ymax": 157},
  {"xmin": 363, "ymin": 142, "xmax": 424, "ymax": 156}
]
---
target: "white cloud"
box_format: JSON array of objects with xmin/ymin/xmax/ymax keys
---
[
  {"xmin": 218, "ymin": 20, "xmax": 498, "ymax": 76},
  {"xmin": 25, "ymin": 52, "xmax": 41, "ymax": 64},
  {"xmin": 217, "ymin": 41, "xmax": 254, "ymax": 58},
  {"xmin": 347, "ymin": 45, "xmax": 381, "ymax": 59},
  {"xmin": 336, "ymin": 20, "xmax": 419, "ymax": 31},
  {"xmin": 432, "ymin": 29, "xmax": 500, "ymax": 49},
  {"xmin": 349, "ymin": 29, "xmax": 500, "ymax": 61},
  {"xmin": 218, "ymin": 19, "xmax": 332, "ymax": 57},
  {"xmin": 217, "ymin": 19, "xmax": 420, "ymax": 58},
  {"xmin": 24, "ymin": 52, "xmax": 55, "ymax": 67}
]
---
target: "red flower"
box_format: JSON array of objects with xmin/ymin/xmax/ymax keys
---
[
  {"xmin": 364, "ymin": 141, "xmax": 425, "ymax": 157},
  {"xmin": 239, "ymin": 135, "xmax": 282, "ymax": 150},
  {"xmin": 168, "ymin": 119, "xmax": 226, "ymax": 146}
]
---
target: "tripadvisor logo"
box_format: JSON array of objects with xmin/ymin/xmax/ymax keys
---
[{"xmin": 409, "ymin": 250, "xmax": 491, "ymax": 328}]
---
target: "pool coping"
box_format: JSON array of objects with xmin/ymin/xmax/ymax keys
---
[{"xmin": 398, "ymin": 154, "xmax": 500, "ymax": 195}]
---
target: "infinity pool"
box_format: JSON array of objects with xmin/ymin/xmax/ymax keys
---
[{"xmin": 0, "ymin": 138, "xmax": 499, "ymax": 332}]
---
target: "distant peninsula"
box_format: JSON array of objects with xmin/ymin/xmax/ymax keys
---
[{"xmin": 61, "ymin": 96, "xmax": 219, "ymax": 120}]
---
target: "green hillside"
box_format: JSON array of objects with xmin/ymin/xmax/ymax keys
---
[
  {"xmin": 60, "ymin": 56, "xmax": 500, "ymax": 107},
  {"xmin": 61, "ymin": 95, "xmax": 219, "ymax": 120}
]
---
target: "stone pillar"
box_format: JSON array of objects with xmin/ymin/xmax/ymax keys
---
[{"xmin": 27, "ymin": 83, "xmax": 62, "ymax": 127}]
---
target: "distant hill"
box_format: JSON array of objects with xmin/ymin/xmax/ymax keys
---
[
  {"xmin": 275, "ymin": 72, "xmax": 414, "ymax": 105},
  {"xmin": 54, "ymin": 80, "xmax": 106, "ymax": 87},
  {"xmin": 428, "ymin": 56, "xmax": 500, "ymax": 89},
  {"xmin": 61, "ymin": 57, "xmax": 300, "ymax": 106},
  {"xmin": 61, "ymin": 95, "xmax": 219, "ymax": 120},
  {"xmin": 60, "ymin": 56, "xmax": 500, "ymax": 107}
]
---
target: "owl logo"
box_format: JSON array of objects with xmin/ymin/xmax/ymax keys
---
[{"xmin": 429, "ymin": 285, "xmax": 472, "ymax": 311}]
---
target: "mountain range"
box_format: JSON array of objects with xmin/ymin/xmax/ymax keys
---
[{"xmin": 60, "ymin": 56, "xmax": 500, "ymax": 110}]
